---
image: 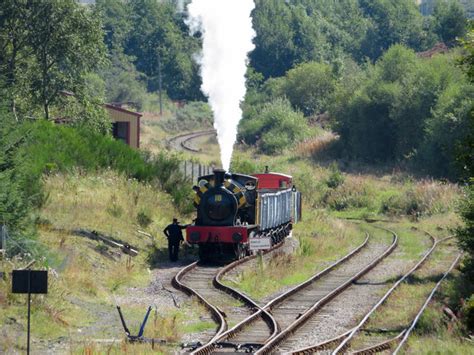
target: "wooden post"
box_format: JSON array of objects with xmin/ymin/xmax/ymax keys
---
[{"xmin": 191, "ymin": 161, "xmax": 194, "ymax": 182}]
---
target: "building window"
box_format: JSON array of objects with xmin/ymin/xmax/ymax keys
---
[{"xmin": 112, "ymin": 122, "xmax": 130, "ymax": 145}]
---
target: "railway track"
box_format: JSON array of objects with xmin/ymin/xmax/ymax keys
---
[
  {"xmin": 290, "ymin": 235, "xmax": 461, "ymax": 354},
  {"xmin": 192, "ymin": 233, "xmax": 370, "ymax": 354},
  {"xmin": 167, "ymin": 129, "xmax": 216, "ymax": 153},
  {"xmin": 254, "ymin": 228, "xmax": 398, "ymax": 354},
  {"xmin": 172, "ymin": 242, "xmax": 284, "ymax": 352},
  {"xmin": 192, "ymin": 227, "xmax": 397, "ymax": 354}
]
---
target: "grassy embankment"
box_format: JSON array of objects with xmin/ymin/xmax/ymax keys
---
[
  {"xmin": 0, "ymin": 118, "xmax": 217, "ymax": 353},
  {"xmin": 0, "ymin": 170, "xmax": 218, "ymax": 353}
]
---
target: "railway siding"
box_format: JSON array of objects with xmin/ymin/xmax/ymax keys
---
[
  {"xmin": 255, "ymin": 227, "xmax": 398, "ymax": 354},
  {"xmin": 290, "ymin": 235, "xmax": 460, "ymax": 354}
]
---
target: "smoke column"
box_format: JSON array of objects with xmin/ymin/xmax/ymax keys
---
[{"xmin": 186, "ymin": 0, "xmax": 255, "ymax": 170}]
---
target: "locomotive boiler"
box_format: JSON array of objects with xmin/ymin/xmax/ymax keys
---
[{"xmin": 186, "ymin": 168, "xmax": 301, "ymax": 261}]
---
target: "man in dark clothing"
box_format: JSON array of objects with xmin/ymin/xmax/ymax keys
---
[{"xmin": 163, "ymin": 218, "xmax": 186, "ymax": 261}]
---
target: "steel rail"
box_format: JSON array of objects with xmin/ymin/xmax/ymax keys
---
[
  {"xmin": 167, "ymin": 129, "xmax": 216, "ymax": 153},
  {"xmin": 172, "ymin": 261, "xmax": 227, "ymax": 344},
  {"xmin": 329, "ymin": 233, "xmax": 440, "ymax": 354},
  {"xmin": 173, "ymin": 240, "xmax": 285, "ymax": 355},
  {"xmin": 353, "ymin": 249, "xmax": 461, "ymax": 355},
  {"xmin": 181, "ymin": 130, "xmax": 216, "ymax": 152},
  {"xmin": 292, "ymin": 233, "xmax": 451, "ymax": 354},
  {"xmin": 195, "ymin": 233, "xmax": 370, "ymax": 354},
  {"xmin": 255, "ymin": 229, "xmax": 398, "ymax": 355},
  {"xmin": 392, "ymin": 252, "xmax": 463, "ymax": 354}
]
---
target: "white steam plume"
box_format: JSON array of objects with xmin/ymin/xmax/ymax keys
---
[{"xmin": 186, "ymin": 0, "xmax": 255, "ymax": 170}]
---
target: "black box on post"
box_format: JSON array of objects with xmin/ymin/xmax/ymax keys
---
[{"xmin": 12, "ymin": 270, "xmax": 48, "ymax": 294}]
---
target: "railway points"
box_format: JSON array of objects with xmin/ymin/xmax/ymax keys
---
[{"xmin": 290, "ymin": 235, "xmax": 461, "ymax": 354}]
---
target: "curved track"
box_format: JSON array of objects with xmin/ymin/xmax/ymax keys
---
[
  {"xmin": 167, "ymin": 129, "xmax": 216, "ymax": 153},
  {"xmin": 255, "ymin": 228, "xmax": 398, "ymax": 354},
  {"xmin": 172, "ymin": 242, "xmax": 284, "ymax": 353},
  {"xmin": 291, "ymin": 235, "xmax": 460, "ymax": 354},
  {"xmin": 195, "ymin": 233, "xmax": 371, "ymax": 353}
]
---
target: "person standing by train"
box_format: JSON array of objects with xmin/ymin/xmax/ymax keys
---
[{"xmin": 163, "ymin": 218, "xmax": 186, "ymax": 262}]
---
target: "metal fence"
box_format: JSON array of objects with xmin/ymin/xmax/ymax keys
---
[{"xmin": 180, "ymin": 160, "xmax": 215, "ymax": 183}]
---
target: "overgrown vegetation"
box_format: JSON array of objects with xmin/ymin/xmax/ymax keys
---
[{"xmin": 0, "ymin": 117, "xmax": 193, "ymax": 258}]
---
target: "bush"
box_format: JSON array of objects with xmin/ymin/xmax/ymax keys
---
[
  {"xmin": 325, "ymin": 163, "xmax": 345, "ymax": 189},
  {"xmin": 456, "ymin": 184, "xmax": 474, "ymax": 278},
  {"xmin": 160, "ymin": 101, "xmax": 213, "ymax": 132},
  {"xmin": 239, "ymin": 98, "xmax": 309, "ymax": 154},
  {"xmin": 137, "ymin": 210, "xmax": 153, "ymax": 228},
  {"xmin": 332, "ymin": 44, "xmax": 473, "ymax": 179},
  {"xmin": 283, "ymin": 61, "xmax": 336, "ymax": 116},
  {"xmin": 461, "ymin": 295, "xmax": 474, "ymax": 331}
]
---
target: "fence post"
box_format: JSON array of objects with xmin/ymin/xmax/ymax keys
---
[
  {"xmin": 191, "ymin": 161, "xmax": 194, "ymax": 183},
  {"xmin": 184, "ymin": 161, "xmax": 187, "ymax": 179}
]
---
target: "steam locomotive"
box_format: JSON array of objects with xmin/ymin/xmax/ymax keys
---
[{"xmin": 186, "ymin": 168, "xmax": 302, "ymax": 261}]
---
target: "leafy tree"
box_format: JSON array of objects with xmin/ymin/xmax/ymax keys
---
[
  {"xmin": 455, "ymin": 28, "xmax": 474, "ymax": 286},
  {"xmin": 125, "ymin": 0, "xmax": 202, "ymax": 100},
  {"xmin": 282, "ymin": 61, "xmax": 336, "ymax": 116},
  {"xmin": 0, "ymin": 0, "xmax": 35, "ymax": 119},
  {"xmin": 358, "ymin": 0, "xmax": 427, "ymax": 60},
  {"xmin": 95, "ymin": 0, "xmax": 132, "ymax": 52},
  {"xmin": 433, "ymin": 0, "xmax": 469, "ymax": 44},
  {"xmin": 27, "ymin": 0, "xmax": 107, "ymax": 120},
  {"xmin": 0, "ymin": 112, "xmax": 33, "ymax": 233},
  {"xmin": 332, "ymin": 44, "xmax": 473, "ymax": 174},
  {"xmin": 250, "ymin": 0, "xmax": 298, "ymax": 78}
]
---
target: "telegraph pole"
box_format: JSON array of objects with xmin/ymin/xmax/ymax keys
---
[{"xmin": 158, "ymin": 53, "xmax": 163, "ymax": 116}]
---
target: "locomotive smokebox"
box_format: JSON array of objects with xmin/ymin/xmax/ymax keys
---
[{"xmin": 214, "ymin": 169, "xmax": 226, "ymax": 186}]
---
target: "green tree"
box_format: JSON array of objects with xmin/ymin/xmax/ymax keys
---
[
  {"xmin": 95, "ymin": 0, "xmax": 132, "ymax": 52},
  {"xmin": 125, "ymin": 0, "xmax": 202, "ymax": 100},
  {"xmin": 27, "ymin": 0, "xmax": 107, "ymax": 120},
  {"xmin": 433, "ymin": 0, "xmax": 469, "ymax": 44},
  {"xmin": 0, "ymin": 0, "xmax": 33, "ymax": 119},
  {"xmin": 358, "ymin": 0, "xmax": 426, "ymax": 60},
  {"xmin": 332, "ymin": 44, "xmax": 473, "ymax": 172},
  {"xmin": 282, "ymin": 61, "xmax": 336, "ymax": 116}
]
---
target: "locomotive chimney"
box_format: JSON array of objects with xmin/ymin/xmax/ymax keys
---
[{"xmin": 214, "ymin": 169, "xmax": 226, "ymax": 186}]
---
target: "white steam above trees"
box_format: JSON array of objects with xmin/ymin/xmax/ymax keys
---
[{"xmin": 186, "ymin": 0, "xmax": 255, "ymax": 170}]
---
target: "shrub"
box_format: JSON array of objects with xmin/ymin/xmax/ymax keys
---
[
  {"xmin": 239, "ymin": 98, "xmax": 309, "ymax": 154},
  {"xmin": 461, "ymin": 295, "xmax": 474, "ymax": 331},
  {"xmin": 325, "ymin": 163, "xmax": 345, "ymax": 189},
  {"xmin": 160, "ymin": 101, "xmax": 213, "ymax": 132},
  {"xmin": 137, "ymin": 210, "xmax": 153, "ymax": 228},
  {"xmin": 283, "ymin": 61, "xmax": 336, "ymax": 116},
  {"xmin": 456, "ymin": 184, "xmax": 474, "ymax": 279}
]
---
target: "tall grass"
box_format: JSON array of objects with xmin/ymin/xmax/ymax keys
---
[{"xmin": 223, "ymin": 212, "xmax": 364, "ymax": 299}]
